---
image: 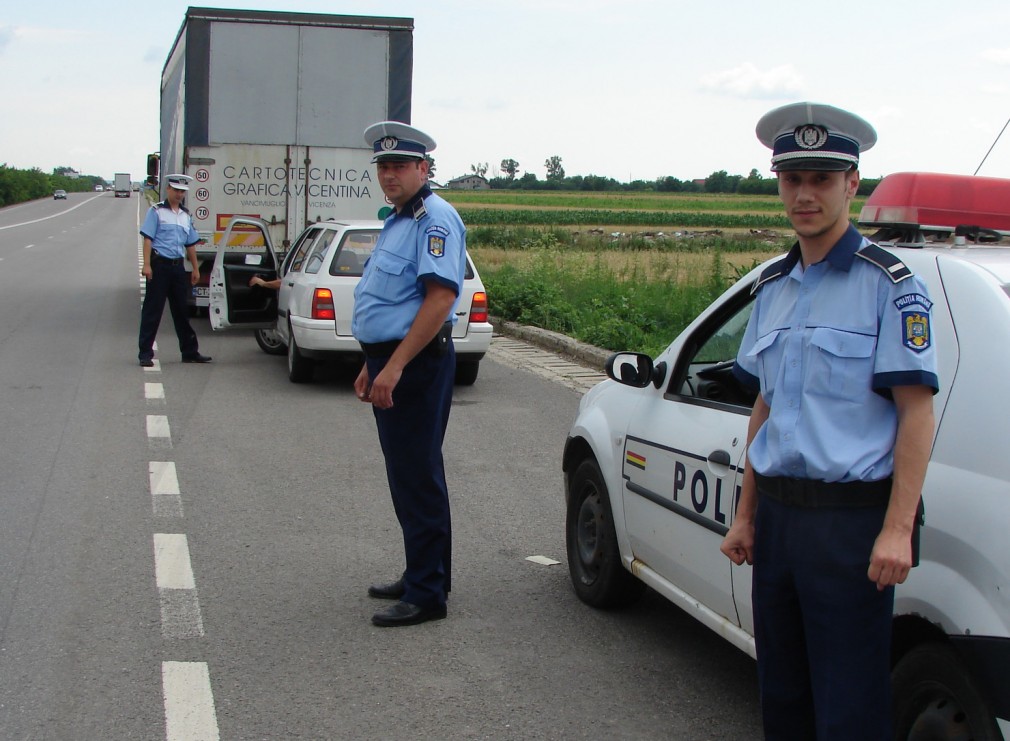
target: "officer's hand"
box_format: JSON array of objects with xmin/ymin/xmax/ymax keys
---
[
  {"xmin": 354, "ymin": 365, "xmax": 372, "ymax": 403},
  {"xmin": 190, "ymin": 269, "xmax": 200, "ymax": 286},
  {"xmin": 367, "ymin": 365, "xmax": 402, "ymax": 410},
  {"xmin": 720, "ymin": 522, "xmax": 755, "ymax": 566},
  {"xmin": 867, "ymin": 527, "xmax": 913, "ymax": 591},
  {"xmin": 141, "ymin": 265, "xmax": 152, "ymax": 280}
]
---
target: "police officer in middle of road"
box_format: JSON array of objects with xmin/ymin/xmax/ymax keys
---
[
  {"xmin": 720, "ymin": 103, "xmax": 939, "ymax": 740},
  {"xmin": 352, "ymin": 121, "xmax": 467, "ymax": 628},
  {"xmin": 137, "ymin": 174, "xmax": 212, "ymax": 367}
]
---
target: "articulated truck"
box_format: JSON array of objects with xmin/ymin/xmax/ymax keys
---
[{"xmin": 158, "ymin": 6, "xmax": 414, "ymax": 310}]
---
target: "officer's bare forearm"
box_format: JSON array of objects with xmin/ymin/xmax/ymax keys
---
[
  {"xmin": 885, "ymin": 385, "xmax": 935, "ymax": 534},
  {"xmin": 736, "ymin": 393, "xmax": 770, "ymax": 524},
  {"xmin": 385, "ymin": 282, "xmax": 457, "ymax": 372}
]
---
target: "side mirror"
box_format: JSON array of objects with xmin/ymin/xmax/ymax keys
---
[{"xmin": 605, "ymin": 352, "xmax": 656, "ymax": 389}]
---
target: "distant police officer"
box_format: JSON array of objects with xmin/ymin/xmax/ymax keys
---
[
  {"xmin": 137, "ymin": 174, "xmax": 212, "ymax": 367},
  {"xmin": 720, "ymin": 103, "xmax": 939, "ymax": 740},
  {"xmin": 353, "ymin": 122, "xmax": 467, "ymax": 627}
]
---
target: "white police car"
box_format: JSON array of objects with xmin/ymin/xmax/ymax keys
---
[
  {"xmin": 563, "ymin": 172, "xmax": 1010, "ymax": 740},
  {"xmin": 208, "ymin": 217, "xmax": 491, "ymax": 384}
]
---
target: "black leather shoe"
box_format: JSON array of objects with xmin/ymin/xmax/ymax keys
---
[
  {"xmin": 182, "ymin": 354, "xmax": 213, "ymax": 363},
  {"xmin": 139, "ymin": 358, "xmax": 154, "ymax": 367},
  {"xmin": 371, "ymin": 601, "xmax": 446, "ymax": 627},
  {"xmin": 367, "ymin": 577, "xmax": 406, "ymax": 600}
]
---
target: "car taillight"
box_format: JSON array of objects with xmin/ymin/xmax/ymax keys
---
[
  {"xmin": 312, "ymin": 288, "xmax": 335, "ymax": 320},
  {"xmin": 470, "ymin": 291, "xmax": 488, "ymax": 323}
]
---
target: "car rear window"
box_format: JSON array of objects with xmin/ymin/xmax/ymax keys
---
[{"xmin": 329, "ymin": 230, "xmax": 381, "ymax": 277}]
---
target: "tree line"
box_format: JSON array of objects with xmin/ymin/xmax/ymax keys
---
[
  {"xmin": 451, "ymin": 157, "xmax": 880, "ymax": 197},
  {"xmin": 0, "ymin": 165, "xmax": 109, "ymax": 207}
]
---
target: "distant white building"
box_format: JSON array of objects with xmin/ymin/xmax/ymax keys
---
[{"xmin": 446, "ymin": 175, "xmax": 490, "ymax": 190}]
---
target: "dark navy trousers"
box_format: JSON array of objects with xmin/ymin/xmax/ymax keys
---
[
  {"xmin": 138, "ymin": 258, "xmax": 200, "ymax": 361},
  {"xmin": 367, "ymin": 341, "xmax": 455, "ymax": 610},
  {"xmin": 753, "ymin": 495, "xmax": 894, "ymax": 741}
]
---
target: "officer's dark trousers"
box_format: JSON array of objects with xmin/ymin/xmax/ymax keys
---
[
  {"xmin": 138, "ymin": 258, "xmax": 199, "ymax": 361},
  {"xmin": 367, "ymin": 342, "xmax": 455, "ymax": 610},
  {"xmin": 753, "ymin": 495, "xmax": 893, "ymax": 741}
]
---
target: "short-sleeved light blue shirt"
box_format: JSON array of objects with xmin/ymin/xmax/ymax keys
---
[
  {"xmin": 733, "ymin": 225, "xmax": 939, "ymax": 483},
  {"xmin": 140, "ymin": 202, "xmax": 201, "ymax": 259},
  {"xmin": 352, "ymin": 186, "xmax": 467, "ymax": 344}
]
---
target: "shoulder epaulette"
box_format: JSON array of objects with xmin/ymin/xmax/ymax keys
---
[
  {"xmin": 751, "ymin": 256, "xmax": 791, "ymax": 294},
  {"xmin": 856, "ymin": 243, "xmax": 912, "ymax": 283}
]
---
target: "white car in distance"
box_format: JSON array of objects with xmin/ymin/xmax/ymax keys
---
[{"xmin": 209, "ymin": 217, "xmax": 491, "ymax": 384}]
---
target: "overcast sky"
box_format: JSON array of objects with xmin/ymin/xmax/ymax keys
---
[{"xmin": 3, "ymin": 0, "xmax": 1010, "ymax": 184}]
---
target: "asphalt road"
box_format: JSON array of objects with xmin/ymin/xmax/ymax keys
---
[{"xmin": 0, "ymin": 192, "xmax": 762, "ymax": 739}]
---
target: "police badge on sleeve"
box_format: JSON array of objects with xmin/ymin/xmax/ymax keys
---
[
  {"xmin": 895, "ymin": 293, "xmax": 933, "ymax": 352},
  {"xmin": 426, "ymin": 225, "xmax": 449, "ymax": 258}
]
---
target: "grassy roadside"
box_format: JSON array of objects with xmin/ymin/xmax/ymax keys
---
[{"xmin": 441, "ymin": 190, "xmax": 800, "ymax": 356}]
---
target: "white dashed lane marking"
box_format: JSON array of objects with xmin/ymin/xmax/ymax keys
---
[
  {"xmin": 153, "ymin": 533, "xmax": 205, "ymax": 639},
  {"xmin": 162, "ymin": 661, "xmax": 220, "ymax": 741},
  {"xmin": 150, "ymin": 461, "xmax": 183, "ymax": 518}
]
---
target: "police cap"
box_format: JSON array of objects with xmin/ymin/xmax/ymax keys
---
[
  {"xmin": 165, "ymin": 174, "xmax": 194, "ymax": 191},
  {"xmin": 756, "ymin": 102, "xmax": 877, "ymax": 172},
  {"xmin": 364, "ymin": 121, "xmax": 436, "ymax": 163}
]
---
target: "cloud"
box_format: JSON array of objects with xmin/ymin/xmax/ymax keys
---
[
  {"xmin": 0, "ymin": 26, "xmax": 14, "ymax": 54},
  {"xmin": 698, "ymin": 62, "xmax": 804, "ymax": 99},
  {"xmin": 144, "ymin": 46, "xmax": 164, "ymax": 65},
  {"xmin": 980, "ymin": 48, "xmax": 1010, "ymax": 65}
]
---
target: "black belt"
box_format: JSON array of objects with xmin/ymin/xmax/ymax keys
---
[
  {"xmin": 755, "ymin": 473, "xmax": 892, "ymax": 508},
  {"xmin": 359, "ymin": 322, "xmax": 452, "ymax": 359},
  {"xmin": 151, "ymin": 253, "xmax": 184, "ymax": 266}
]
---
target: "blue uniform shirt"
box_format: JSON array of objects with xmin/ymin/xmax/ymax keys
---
[
  {"xmin": 352, "ymin": 186, "xmax": 467, "ymax": 343},
  {"xmin": 140, "ymin": 202, "xmax": 201, "ymax": 259},
  {"xmin": 733, "ymin": 225, "xmax": 939, "ymax": 483}
]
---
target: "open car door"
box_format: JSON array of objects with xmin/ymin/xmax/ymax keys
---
[{"xmin": 209, "ymin": 217, "xmax": 281, "ymax": 331}]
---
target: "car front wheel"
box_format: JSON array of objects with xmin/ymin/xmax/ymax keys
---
[
  {"xmin": 255, "ymin": 328, "xmax": 286, "ymax": 356},
  {"xmin": 287, "ymin": 327, "xmax": 314, "ymax": 383},
  {"xmin": 892, "ymin": 643, "xmax": 1001, "ymax": 741},
  {"xmin": 566, "ymin": 459, "xmax": 645, "ymax": 608}
]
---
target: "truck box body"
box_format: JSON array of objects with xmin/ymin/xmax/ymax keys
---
[
  {"xmin": 160, "ymin": 7, "xmax": 413, "ymax": 307},
  {"xmin": 114, "ymin": 173, "xmax": 131, "ymax": 197}
]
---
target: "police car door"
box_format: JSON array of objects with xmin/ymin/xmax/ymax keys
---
[
  {"xmin": 621, "ymin": 287, "xmax": 756, "ymax": 626},
  {"xmin": 209, "ymin": 217, "xmax": 280, "ymax": 331}
]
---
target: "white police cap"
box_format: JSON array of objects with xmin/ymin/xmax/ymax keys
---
[
  {"xmin": 363, "ymin": 121, "xmax": 436, "ymax": 163},
  {"xmin": 165, "ymin": 173, "xmax": 194, "ymax": 191},
  {"xmin": 756, "ymin": 102, "xmax": 877, "ymax": 172}
]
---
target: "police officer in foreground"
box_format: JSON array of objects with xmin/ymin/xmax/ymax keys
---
[
  {"xmin": 352, "ymin": 121, "xmax": 467, "ymax": 627},
  {"xmin": 720, "ymin": 103, "xmax": 939, "ymax": 740},
  {"xmin": 137, "ymin": 174, "xmax": 212, "ymax": 367}
]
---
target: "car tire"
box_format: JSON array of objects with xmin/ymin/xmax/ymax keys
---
[
  {"xmin": 566, "ymin": 459, "xmax": 646, "ymax": 608},
  {"xmin": 454, "ymin": 360, "xmax": 480, "ymax": 386},
  {"xmin": 892, "ymin": 642, "xmax": 1001, "ymax": 741},
  {"xmin": 287, "ymin": 327, "xmax": 314, "ymax": 383},
  {"xmin": 254, "ymin": 328, "xmax": 286, "ymax": 356}
]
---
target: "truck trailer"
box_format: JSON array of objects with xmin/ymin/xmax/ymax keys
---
[
  {"xmin": 114, "ymin": 173, "xmax": 131, "ymax": 198},
  {"xmin": 159, "ymin": 6, "xmax": 414, "ymax": 310}
]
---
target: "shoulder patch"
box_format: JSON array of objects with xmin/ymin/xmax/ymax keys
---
[
  {"xmin": 751, "ymin": 256, "xmax": 790, "ymax": 294},
  {"xmin": 856, "ymin": 243, "xmax": 912, "ymax": 283}
]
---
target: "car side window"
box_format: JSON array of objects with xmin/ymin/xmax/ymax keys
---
[
  {"xmin": 329, "ymin": 230, "xmax": 381, "ymax": 277},
  {"xmin": 288, "ymin": 229, "xmax": 319, "ymax": 274},
  {"xmin": 304, "ymin": 229, "xmax": 337, "ymax": 275},
  {"xmin": 668, "ymin": 290, "xmax": 757, "ymax": 409}
]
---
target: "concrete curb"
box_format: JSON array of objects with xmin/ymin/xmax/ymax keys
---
[{"xmin": 490, "ymin": 316, "xmax": 612, "ymax": 371}]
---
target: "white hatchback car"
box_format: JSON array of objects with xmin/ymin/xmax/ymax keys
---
[
  {"xmin": 563, "ymin": 174, "xmax": 1010, "ymax": 739},
  {"xmin": 209, "ymin": 217, "xmax": 492, "ymax": 384}
]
